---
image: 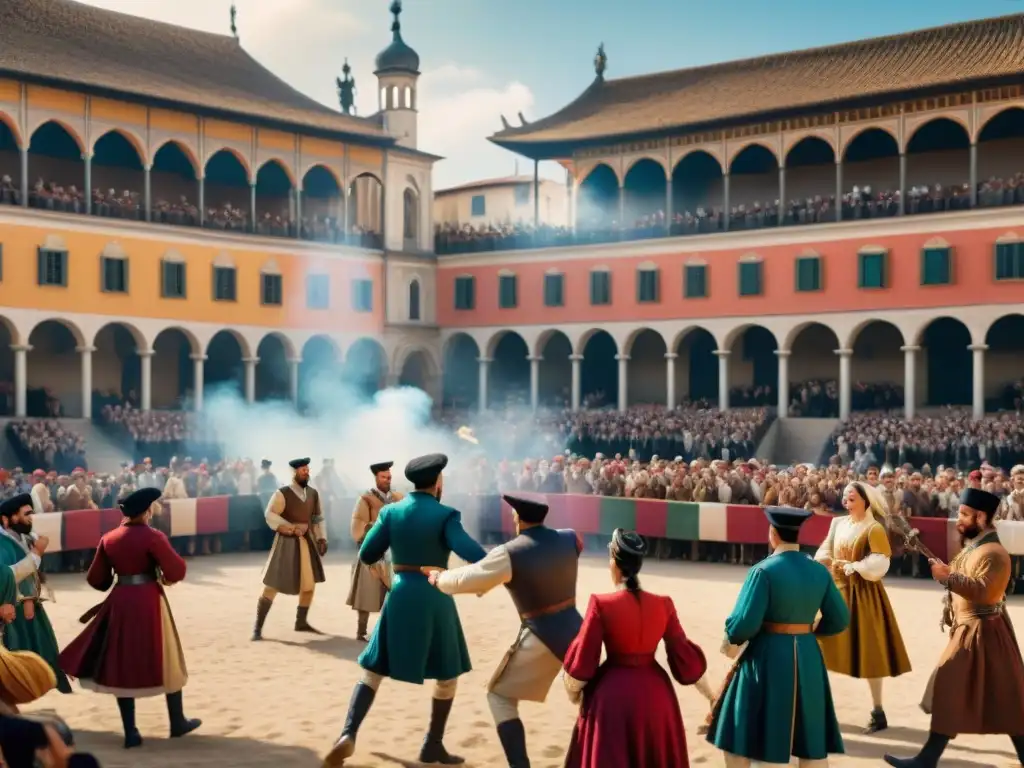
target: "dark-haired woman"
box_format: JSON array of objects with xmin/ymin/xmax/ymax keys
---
[{"xmin": 561, "ymin": 529, "xmax": 707, "ymax": 768}]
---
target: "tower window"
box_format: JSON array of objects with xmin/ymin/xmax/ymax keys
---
[
  {"xmin": 380, "ymin": 86, "xmax": 387, "ymax": 110},
  {"xmin": 404, "ymin": 86, "xmax": 412, "ymax": 108},
  {"xmin": 391, "ymin": 85, "xmax": 399, "ymax": 108}
]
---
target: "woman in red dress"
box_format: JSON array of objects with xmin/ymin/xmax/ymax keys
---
[
  {"xmin": 562, "ymin": 529, "xmax": 707, "ymax": 768},
  {"xmin": 58, "ymin": 488, "xmax": 200, "ymax": 749}
]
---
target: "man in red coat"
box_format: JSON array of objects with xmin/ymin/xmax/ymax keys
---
[{"xmin": 58, "ymin": 487, "xmax": 201, "ymax": 750}]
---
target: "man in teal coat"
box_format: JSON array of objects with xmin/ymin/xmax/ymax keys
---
[
  {"xmin": 0, "ymin": 494, "xmax": 71, "ymax": 694},
  {"xmin": 323, "ymin": 453, "xmax": 486, "ymax": 767},
  {"xmin": 707, "ymin": 506, "xmax": 849, "ymax": 767}
]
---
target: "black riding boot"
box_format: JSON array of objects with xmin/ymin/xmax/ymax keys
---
[
  {"xmin": 496, "ymin": 718, "xmax": 530, "ymax": 768},
  {"xmin": 356, "ymin": 610, "xmax": 369, "ymax": 642},
  {"xmin": 251, "ymin": 596, "xmax": 272, "ymax": 641},
  {"xmin": 166, "ymin": 690, "xmax": 202, "ymax": 738},
  {"xmin": 295, "ymin": 605, "xmax": 322, "ymax": 634},
  {"xmin": 322, "ymin": 683, "xmax": 377, "ymax": 767},
  {"xmin": 116, "ymin": 697, "xmax": 142, "ymax": 749},
  {"xmin": 418, "ymin": 697, "xmax": 464, "ymax": 764},
  {"xmin": 864, "ymin": 706, "xmax": 888, "ymax": 734},
  {"xmin": 884, "ymin": 732, "xmax": 950, "ymax": 767}
]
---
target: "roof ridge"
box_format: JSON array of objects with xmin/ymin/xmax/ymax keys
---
[{"xmin": 60, "ymin": 0, "xmax": 238, "ymax": 44}]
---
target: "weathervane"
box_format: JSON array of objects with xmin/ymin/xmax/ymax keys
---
[
  {"xmin": 230, "ymin": 4, "xmax": 238, "ymax": 39},
  {"xmin": 336, "ymin": 59, "xmax": 357, "ymax": 115},
  {"xmin": 594, "ymin": 43, "xmax": 607, "ymax": 80},
  {"xmin": 390, "ymin": 0, "xmax": 403, "ymax": 34}
]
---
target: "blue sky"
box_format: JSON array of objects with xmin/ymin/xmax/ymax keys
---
[{"xmin": 79, "ymin": 0, "xmax": 1021, "ymax": 188}]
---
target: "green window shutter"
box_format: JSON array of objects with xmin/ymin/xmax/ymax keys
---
[
  {"xmin": 739, "ymin": 262, "xmax": 762, "ymax": 296},
  {"xmin": 122, "ymin": 256, "xmax": 129, "ymax": 293},
  {"xmin": 795, "ymin": 257, "xmax": 821, "ymax": 291},
  {"xmin": 921, "ymin": 248, "xmax": 951, "ymax": 286},
  {"xmin": 499, "ymin": 275, "xmax": 517, "ymax": 308},
  {"xmin": 685, "ymin": 265, "xmax": 707, "ymax": 298},
  {"xmin": 859, "ymin": 252, "xmax": 885, "ymax": 288},
  {"xmin": 994, "ymin": 242, "xmax": 1023, "ymax": 280}
]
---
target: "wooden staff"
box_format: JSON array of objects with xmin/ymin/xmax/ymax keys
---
[{"xmin": 887, "ymin": 514, "xmax": 940, "ymax": 562}]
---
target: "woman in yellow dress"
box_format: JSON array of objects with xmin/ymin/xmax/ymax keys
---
[
  {"xmin": 0, "ymin": 567, "xmax": 56, "ymax": 712},
  {"xmin": 815, "ymin": 480, "xmax": 911, "ymax": 734}
]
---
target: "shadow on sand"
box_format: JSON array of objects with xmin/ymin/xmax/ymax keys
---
[
  {"xmin": 370, "ymin": 751, "xmax": 479, "ymax": 768},
  {"xmin": 839, "ymin": 722, "xmax": 1017, "ymax": 762},
  {"xmin": 263, "ymin": 634, "xmax": 367, "ymax": 663}
]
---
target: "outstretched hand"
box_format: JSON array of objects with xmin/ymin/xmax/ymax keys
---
[{"xmin": 420, "ymin": 566, "xmax": 444, "ymax": 586}]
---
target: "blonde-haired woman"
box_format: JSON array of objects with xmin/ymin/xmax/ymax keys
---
[{"xmin": 815, "ymin": 480, "xmax": 911, "ymax": 734}]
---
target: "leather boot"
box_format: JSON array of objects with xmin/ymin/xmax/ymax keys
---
[
  {"xmin": 322, "ymin": 683, "xmax": 376, "ymax": 767},
  {"xmin": 356, "ymin": 610, "xmax": 369, "ymax": 642},
  {"xmin": 884, "ymin": 732, "xmax": 950, "ymax": 767},
  {"xmin": 418, "ymin": 698, "xmax": 464, "ymax": 764},
  {"xmin": 251, "ymin": 597, "xmax": 272, "ymax": 641},
  {"xmin": 117, "ymin": 697, "xmax": 142, "ymax": 749},
  {"xmin": 295, "ymin": 605, "xmax": 322, "ymax": 634},
  {"xmin": 864, "ymin": 707, "xmax": 888, "ymax": 734},
  {"xmin": 166, "ymin": 691, "xmax": 202, "ymax": 738},
  {"xmin": 496, "ymin": 718, "xmax": 530, "ymax": 768}
]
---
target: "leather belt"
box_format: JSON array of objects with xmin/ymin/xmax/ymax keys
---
[
  {"xmin": 117, "ymin": 573, "xmax": 157, "ymax": 587},
  {"xmin": 520, "ymin": 597, "xmax": 576, "ymax": 621},
  {"xmin": 392, "ymin": 564, "xmax": 428, "ymax": 573},
  {"xmin": 763, "ymin": 622, "xmax": 813, "ymax": 635}
]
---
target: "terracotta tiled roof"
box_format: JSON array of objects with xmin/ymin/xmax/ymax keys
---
[
  {"xmin": 0, "ymin": 0, "xmax": 389, "ymax": 141},
  {"xmin": 491, "ymin": 13, "xmax": 1024, "ymax": 150}
]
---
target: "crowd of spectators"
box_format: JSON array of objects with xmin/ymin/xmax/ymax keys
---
[
  {"xmin": 5, "ymin": 420, "xmax": 86, "ymax": 474},
  {"xmin": 99, "ymin": 404, "xmax": 220, "ymax": 468}
]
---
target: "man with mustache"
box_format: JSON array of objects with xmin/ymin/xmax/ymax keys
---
[
  {"xmin": 0, "ymin": 494, "xmax": 70, "ymax": 694},
  {"xmin": 884, "ymin": 488, "xmax": 1024, "ymax": 767}
]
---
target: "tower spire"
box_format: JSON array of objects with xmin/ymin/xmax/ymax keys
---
[
  {"xmin": 390, "ymin": 0, "xmax": 403, "ymax": 39},
  {"xmin": 230, "ymin": 4, "xmax": 238, "ymax": 39}
]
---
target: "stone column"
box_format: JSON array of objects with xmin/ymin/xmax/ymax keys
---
[
  {"xmin": 665, "ymin": 177, "xmax": 673, "ymax": 235},
  {"xmin": 191, "ymin": 354, "xmax": 206, "ymax": 411},
  {"xmin": 12, "ymin": 344, "xmax": 30, "ymax": 417},
  {"xmin": 969, "ymin": 143, "xmax": 978, "ymax": 208},
  {"xmin": 665, "ymin": 352, "xmax": 677, "ymax": 409},
  {"xmin": 244, "ymin": 357, "xmax": 258, "ymax": 404},
  {"xmin": 138, "ymin": 348, "xmax": 153, "ymax": 411},
  {"xmin": 778, "ymin": 165, "xmax": 786, "ymax": 226},
  {"xmin": 19, "ymin": 148, "xmax": 28, "ymax": 208},
  {"xmin": 288, "ymin": 357, "xmax": 301, "ymax": 407},
  {"xmin": 250, "ymin": 183, "xmax": 257, "ymax": 233},
  {"xmin": 617, "ymin": 183, "xmax": 625, "ymax": 229},
  {"xmin": 898, "ymin": 153, "xmax": 907, "ymax": 215},
  {"xmin": 528, "ymin": 355, "xmax": 541, "ymax": 411},
  {"xmin": 615, "ymin": 354, "xmax": 629, "ymax": 412},
  {"xmin": 714, "ymin": 350, "xmax": 730, "ymax": 411},
  {"xmin": 198, "ymin": 176, "xmax": 206, "ymax": 227},
  {"xmin": 775, "ymin": 349, "xmax": 790, "ymax": 418},
  {"xmin": 477, "ymin": 357, "xmax": 491, "ymax": 413},
  {"xmin": 901, "ymin": 345, "xmax": 919, "ymax": 420},
  {"xmin": 835, "ymin": 160, "xmax": 843, "ymax": 222},
  {"xmin": 77, "ymin": 346, "xmax": 95, "ymax": 419},
  {"xmin": 83, "ymin": 153, "xmax": 93, "ymax": 215},
  {"xmin": 294, "ymin": 187, "xmax": 302, "ymax": 239},
  {"xmin": 144, "ymin": 164, "xmax": 152, "ymax": 222},
  {"xmin": 569, "ymin": 354, "xmax": 582, "ymax": 411},
  {"xmin": 836, "ymin": 348, "xmax": 853, "ymax": 420},
  {"xmin": 723, "ymin": 173, "xmax": 731, "ymax": 231},
  {"xmin": 970, "ymin": 344, "xmax": 987, "ymax": 419}
]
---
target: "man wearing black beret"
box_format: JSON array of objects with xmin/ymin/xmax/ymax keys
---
[
  {"xmin": 324, "ymin": 453, "xmax": 487, "ymax": 767},
  {"xmin": 346, "ymin": 461, "xmax": 403, "ymax": 642},
  {"xmin": 250, "ymin": 458, "xmax": 328, "ymax": 641},
  {"xmin": 886, "ymin": 488, "xmax": 1024, "ymax": 767}
]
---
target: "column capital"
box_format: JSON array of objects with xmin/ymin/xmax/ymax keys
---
[
  {"xmin": 774, "ymin": 349, "xmax": 791, "ymax": 357},
  {"xmin": 712, "ymin": 349, "xmax": 731, "ymax": 358},
  {"xmin": 527, "ymin": 355, "xmax": 543, "ymax": 363},
  {"xmin": 190, "ymin": 354, "xmax": 208, "ymax": 362},
  {"xmin": 664, "ymin": 352, "xmax": 678, "ymax": 360},
  {"xmin": 287, "ymin": 356, "xmax": 303, "ymax": 365},
  {"xmin": 968, "ymin": 344, "xmax": 989, "ymax": 352},
  {"xmin": 614, "ymin": 354, "xmax": 630, "ymax": 362},
  {"xmin": 899, "ymin": 345, "xmax": 921, "ymax": 353},
  {"xmin": 834, "ymin": 348, "xmax": 853, "ymax": 357},
  {"xmin": 136, "ymin": 348, "xmax": 155, "ymax": 357},
  {"xmin": 242, "ymin": 357, "xmax": 260, "ymax": 365},
  {"xmin": 75, "ymin": 345, "xmax": 97, "ymax": 354},
  {"xmin": 10, "ymin": 344, "xmax": 32, "ymax": 353},
  {"xmin": 477, "ymin": 356, "xmax": 493, "ymax": 364},
  {"xmin": 144, "ymin": 163, "xmax": 153, "ymax": 172},
  {"xmin": 569, "ymin": 354, "xmax": 584, "ymax": 361}
]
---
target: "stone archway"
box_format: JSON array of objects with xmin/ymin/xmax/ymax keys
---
[{"xmin": 442, "ymin": 333, "xmax": 480, "ymax": 408}]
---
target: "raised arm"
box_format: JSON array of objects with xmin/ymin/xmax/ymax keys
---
[
  {"xmin": 85, "ymin": 541, "xmax": 115, "ymax": 592},
  {"xmin": 662, "ymin": 596, "xmax": 708, "ymax": 685},
  {"xmin": 434, "ymin": 546, "xmax": 511, "ymax": 596},
  {"xmin": 723, "ymin": 566, "xmax": 770, "ymax": 645},
  {"xmin": 443, "ymin": 509, "xmax": 486, "ymax": 564},
  {"xmin": 815, "ymin": 569, "xmax": 850, "ymax": 637},
  {"xmin": 359, "ymin": 507, "xmax": 390, "ymax": 565},
  {"xmin": 946, "ymin": 548, "xmax": 1011, "ymax": 603},
  {"xmin": 847, "ymin": 523, "xmax": 890, "ymax": 582},
  {"xmin": 150, "ymin": 530, "xmax": 187, "ymax": 585},
  {"xmin": 814, "ymin": 517, "xmax": 838, "ymax": 566},
  {"xmin": 562, "ymin": 595, "xmax": 604, "ymax": 703}
]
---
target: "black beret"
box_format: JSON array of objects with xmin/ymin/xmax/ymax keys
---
[
  {"xmin": 119, "ymin": 487, "xmax": 162, "ymax": 518},
  {"xmin": 763, "ymin": 505, "xmax": 812, "ymax": 532},
  {"xmin": 961, "ymin": 488, "xmax": 1000, "ymax": 516},
  {"xmin": 0, "ymin": 493, "xmax": 33, "ymax": 519},
  {"xmin": 261, "ymin": 458, "xmax": 272, "ymax": 469},
  {"xmin": 289, "ymin": 458, "xmax": 311, "ymax": 469},
  {"xmin": 405, "ymin": 453, "xmax": 448, "ymax": 486},
  {"xmin": 370, "ymin": 461, "xmax": 394, "ymax": 475},
  {"xmin": 503, "ymin": 494, "xmax": 548, "ymax": 524}
]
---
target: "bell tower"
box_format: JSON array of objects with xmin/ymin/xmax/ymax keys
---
[{"xmin": 375, "ymin": 0, "xmax": 420, "ymax": 149}]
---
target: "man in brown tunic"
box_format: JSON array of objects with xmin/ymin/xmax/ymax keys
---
[
  {"xmin": 347, "ymin": 462, "xmax": 402, "ymax": 642},
  {"xmin": 885, "ymin": 488, "xmax": 1024, "ymax": 767},
  {"xmin": 250, "ymin": 458, "xmax": 328, "ymax": 641}
]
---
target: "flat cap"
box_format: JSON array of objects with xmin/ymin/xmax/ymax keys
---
[
  {"xmin": 763, "ymin": 505, "xmax": 812, "ymax": 532},
  {"xmin": 370, "ymin": 461, "xmax": 394, "ymax": 475},
  {"xmin": 119, "ymin": 487, "xmax": 162, "ymax": 518},
  {"xmin": 503, "ymin": 494, "xmax": 548, "ymax": 524},
  {"xmin": 405, "ymin": 453, "xmax": 448, "ymax": 486},
  {"xmin": 289, "ymin": 457, "xmax": 311, "ymax": 469},
  {"xmin": 0, "ymin": 493, "xmax": 33, "ymax": 518},
  {"xmin": 260, "ymin": 459, "xmax": 272, "ymax": 469}
]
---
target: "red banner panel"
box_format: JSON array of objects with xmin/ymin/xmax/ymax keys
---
[
  {"xmin": 800, "ymin": 514, "xmax": 834, "ymax": 546},
  {"xmin": 196, "ymin": 495, "xmax": 230, "ymax": 535},
  {"xmin": 61, "ymin": 508, "xmax": 102, "ymax": 552},
  {"xmin": 725, "ymin": 505, "xmax": 769, "ymax": 545},
  {"xmin": 634, "ymin": 499, "xmax": 667, "ymax": 539}
]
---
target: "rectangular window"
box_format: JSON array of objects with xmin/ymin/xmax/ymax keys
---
[
  {"xmin": 738, "ymin": 261, "xmax": 763, "ymax": 297},
  {"xmin": 261, "ymin": 273, "xmax": 283, "ymax": 306},
  {"xmin": 101, "ymin": 257, "xmax": 128, "ymax": 293},
  {"xmin": 590, "ymin": 270, "xmax": 611, "ymax": 305},
  {"xmin": 544, "ymin": 273, "xmax": 564, "ymax": 307},
  {"xmin": 795, "ymin": 256, "xmax": 822, "ymax": 292},
  {"xmin": 161, "ymin": 260, "xmax": 186, "ymax": 298},
  {"xmin": 352, "ymin": 278, "xmax": 373, "ymax": 312},
  {"xmin": 995, "ymin": 242, "xmax": 1024, "ymax": 280},
  {"xmin": 514, "ymin": 184, "xmax": 530, "ymax": 206},
  {"xmin": 498, "ymin": 274, "xmax": 517, "ymax": 309},
  {"xmin": 37, "ymin": 248, "xmax": 68, "ymax": 287},
  {"xmin": 684, "ymin": 264, "xmax": 708, "ymax": 298},
  {"xmin": 213, "ymin": 266, "xmax": 237, "ymax": 301},
  {"xmin": 921, "ymin": 247, "xmax": 952, "ymax": 286},
  {"xmin": 637, "ymin": 268, "xmax": 659, "ymax": 303},
  {"xmin": 858, "ymin": 251, "xmax": 887, "ymax": 289},
  {"xmin": 470, "ymin": 194, "xmax": 486, "ymax": 217},
  {"xmin": 454, "ymin": 276, "xmax": 475, "ymax": 310},
  {"xmin": 306, "ymin": 274, "xmax": 330, "ymax": 310}
]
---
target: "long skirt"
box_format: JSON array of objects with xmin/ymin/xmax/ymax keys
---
[
  {"xmin": 564, "ymin": 660, "xmax": 688, "ymax": 768},
  {"xmin": 817, "ymin": 578, "xmax": 911, "ymax": 679},
  {"xmin": 0, "ymin": 644, "xmax": 56, "ymax": 707},
  {"xmin": 59, "ymin": 583, "xmax": 188, "ymax": 698},
  {"xmin": 261, "ymin": 533, "xmax": 326, "ymax": 596}
]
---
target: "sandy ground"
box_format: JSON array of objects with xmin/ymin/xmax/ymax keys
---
[{"xmin": 20, "ymin": 550, "xmax": 1024, "ymax": 768}]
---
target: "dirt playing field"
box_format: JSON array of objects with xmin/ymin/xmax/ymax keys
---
[{"xmin": 21, "ymin": 550, "xmax": 1024, "ymax": 767}]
